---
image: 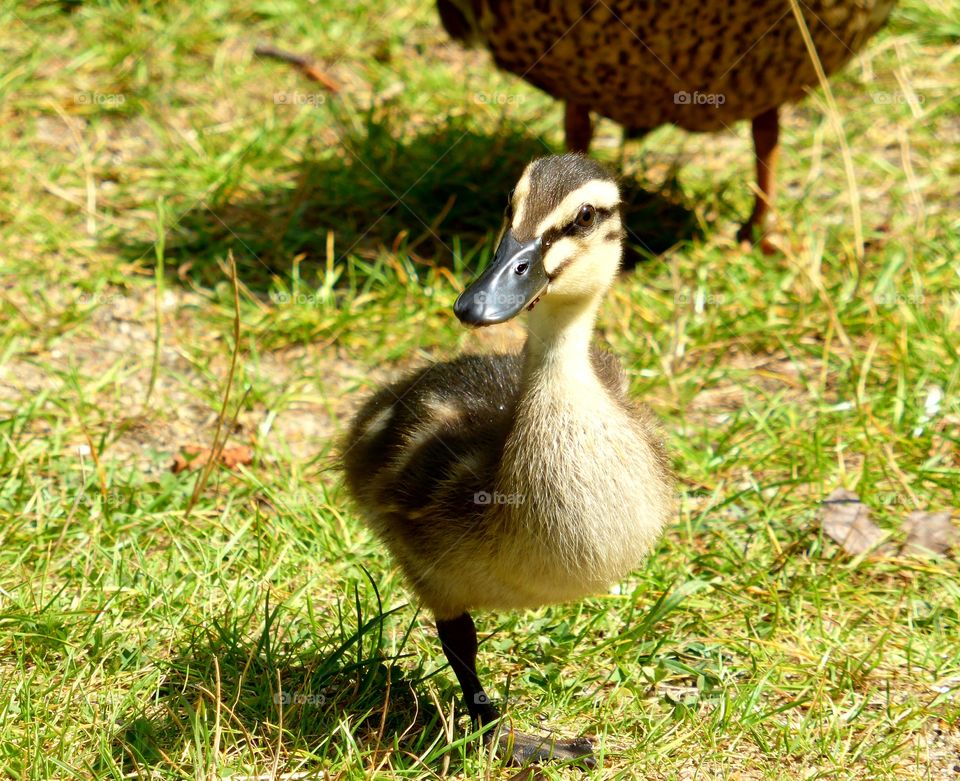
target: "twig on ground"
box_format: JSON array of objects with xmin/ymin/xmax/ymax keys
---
[{"xmin": 255, "ymin": 43, "xmax": 340, "ymax": 93}]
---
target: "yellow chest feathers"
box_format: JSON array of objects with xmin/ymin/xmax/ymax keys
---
[{"xmin": 494, "ymin": 380, "xmax": 671, "ymax": 588}]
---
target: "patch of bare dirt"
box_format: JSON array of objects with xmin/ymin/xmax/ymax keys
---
[{"xmin": 0, "ymin": 282, "xmax": 376, "ymax": 476}]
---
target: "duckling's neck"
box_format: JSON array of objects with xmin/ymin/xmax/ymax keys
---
[
  {"xmin": 500, "ymin": 289, "xmax": 669, "ymax": 592},
  {"xmin": 523, "ymin": 293, "xmax": 603, "ymax": 380}
]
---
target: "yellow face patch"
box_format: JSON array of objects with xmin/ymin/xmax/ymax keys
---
[{"xmin": 510, "ymin": 167, "xmax": 534, "ymax": 233}]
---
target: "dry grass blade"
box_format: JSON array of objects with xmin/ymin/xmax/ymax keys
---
[
  {"xmin": 787, "ymin": 0, "xmax": 864, "ymax": 264},
  {"xmin": 185, "ymin": 251, "xmax": 243, "ymax": 517}
]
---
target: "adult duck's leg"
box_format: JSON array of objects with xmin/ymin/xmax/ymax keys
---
[
  {"xmin": 436, "ymin": 612, "xmax": 596, "ymax": 767},
  {"xmin": 737, "ymin": 105, "xmax": 780, "ymax": 248},
  {"xmin": 564, "ymin": 102, "xmax": 592, "ymax": 153}
]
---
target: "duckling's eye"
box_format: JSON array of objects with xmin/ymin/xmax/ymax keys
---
[
  {"xmin": 515, "ymin": 262, "xmax": 529, "ymax": 275},
  {"xmin": 575, "ymin": 205, "xmax": 596, "ymax": 228}
]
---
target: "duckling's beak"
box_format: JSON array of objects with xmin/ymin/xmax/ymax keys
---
[{"xmin": 454, "ymin": 232, "xmax": 547, "ymax": 326}]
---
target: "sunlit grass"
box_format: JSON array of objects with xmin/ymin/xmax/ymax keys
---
[{"xmin": 0, "ymin": 0, "xmax": 957, "ymax": 779}]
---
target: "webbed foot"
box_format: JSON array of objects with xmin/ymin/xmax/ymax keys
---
[
  {"xmin": 736, "ymin": 219, "xmax": 782, "ymax": 256},
  {"xmin": 494, "ymin": 727, "xmax": 597, "ymax": 768}
]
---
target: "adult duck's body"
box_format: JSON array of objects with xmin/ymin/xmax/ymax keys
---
[
  {"xmin": 343, "ymin": 154, "xmax": 674, "ymax": 765},
  {"xmin": 438, "ymin": 0, "xmax": 895, "ymax": 241}
]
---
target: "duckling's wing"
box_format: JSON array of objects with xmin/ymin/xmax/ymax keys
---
[
  {"xmin": 343, "ymin": 353, "xmax": 522, "ymax": 519},
  {"xmin": 590, "ymin": 344, "xmax": 629, "ymax": 397}
]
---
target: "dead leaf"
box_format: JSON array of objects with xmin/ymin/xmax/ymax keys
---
[
  {"xmin": 819, "ymin": 488, "xmax": 888, "ymax": 556},
  {"xmin": 171, "ymin": 444, "xmax": 253, "ymax": 474},
  {"xmin": 902, "ymin": 510, "xmax": 956, "ymax": 556}
]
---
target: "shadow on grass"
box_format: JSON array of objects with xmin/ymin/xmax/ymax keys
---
[
  {"xmin": 107, "ymin": 585, "xmax": 455, "ymax": 775},
  {"xmin": 115, "ymin": 111, "xmax": 697, "ymax": 291}
]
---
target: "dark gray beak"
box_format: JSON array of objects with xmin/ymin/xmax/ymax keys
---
[{"xmin": 454, "ymin": 232, "xmax": 547, "ymax": 326}]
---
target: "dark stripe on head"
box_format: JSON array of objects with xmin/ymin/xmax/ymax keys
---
[
  {"xmin": 512, "ymin": 154, "xmax": 617, "ymax": 241},
  {"xmin": 541, "ymin": 206, "xmax": 616, "ymax": 249}
]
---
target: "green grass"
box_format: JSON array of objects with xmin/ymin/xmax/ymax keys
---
[{"xmin": 1, "ymin": 0, "xmax": 959, "ymax": 778}]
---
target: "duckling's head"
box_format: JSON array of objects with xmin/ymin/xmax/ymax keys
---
[{"xmin": 455, "ymin": 154, "xmax": 623, "ymax": 327}]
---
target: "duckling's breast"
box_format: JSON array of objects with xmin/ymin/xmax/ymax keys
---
[{"xmin": 485, "ymin": 377, "xmax": 675, "ymax": 607}]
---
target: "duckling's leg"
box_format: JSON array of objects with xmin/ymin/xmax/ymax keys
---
[
  {"xmin": 564, "ymin": 103, "xmax": 592, "ymax": 153},
  {"xmin": 436, "ymin": 613, "xmax": 498, "ymax": 724},
  {"xmin": 737, "ymin": 106, "xmax": 780, "ymax": 252},
  {"xmin": 436, "ymin": 613, "xmax": 597, "ymax": 767}
]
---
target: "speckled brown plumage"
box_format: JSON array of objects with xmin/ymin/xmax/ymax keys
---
[{"xmin": 439, "ymin": 0, "xmax": 895, "ymax": 240}]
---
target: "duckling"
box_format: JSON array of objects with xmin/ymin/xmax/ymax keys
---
[
  {"xmin": 438, "ymin": 0, "xmax": 894, "ymax": 243},
  {"xmin": 342, "ymin": 154, "xmax": 674, "ymax": 766}
]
